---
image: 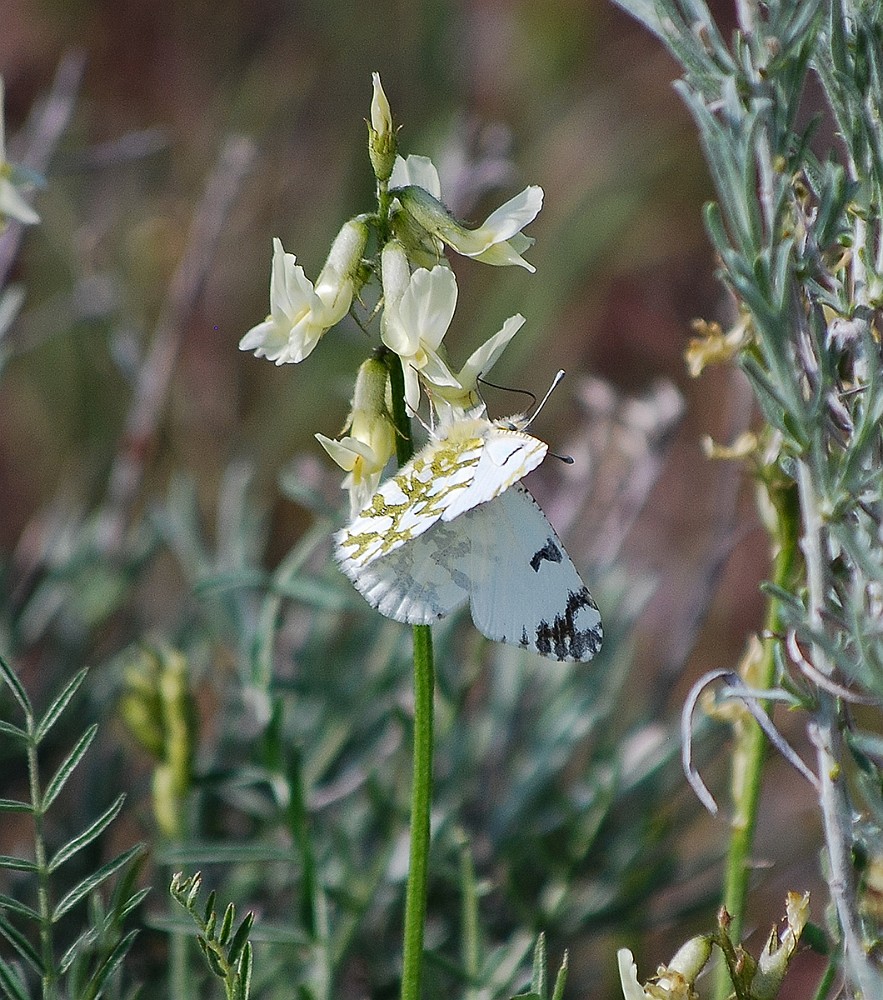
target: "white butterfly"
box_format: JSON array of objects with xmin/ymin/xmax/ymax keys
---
[{"xmin": 334, "ymin": 392, "xmax": 602, "ymax": 662}]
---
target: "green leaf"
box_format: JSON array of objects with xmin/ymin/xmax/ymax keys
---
[
  {"xmin": 80, "ymin": 929, "xmax": 139, "ymax": 1000},
  {"xmin": 0, "ymin": 895, "xmax": 40, "ymax": 922},
  {"xmin": 0, "ymin": 914, "xmax": 42, "ymax": 973},
  {"xmin": 227, "ymin": 912, "xmax": 254, "ymax": 966},
  {"xmin": 48, "ymin": 794, "xmax": 125, "ymax": 872},
  {"xmin": 203, "ymin": 941, "xmax": 227, "ymax": 980},
  {"xmin": 239, "ymin": 942, "xmax": 253, "ymax": 1000},
  {"xmin": 530, "ymin": 934, "xmax": 547, "ymax": 1000},
  {"xmin": 0, "ymin": 656, "xmax": 31, "ymax": 719},
  {"xmin": 551, "ymin": 952, "xmax": 568, "ymax": 1000},
  {"xmin": 118, "ymin": 886, "xmax": 151, "ymax": 922},
  {"xmin": 0, "ymin": 801, "xmax": 31, "ymax": 815},
  {"xmin": 0, "ymin": 958, "xmax": 29, "ymax": 1000},
  {"xmin": 218, "ymin": 902, "xmax": 235, "ymax": 946},
  {"xmin": 53, "ymin": 843, "xmax": 144, "ymax": 920},
  {"xmin": 35, "ymin": 667, "xmax": 88, "ymax": 744},
  {"xmin": 0, "ymin": 857, "xmax": 38, "ymax": 874},
  {"xmin": 58, "ymin": 925, "xmax": 99, "ymax": 976},
  {"xmin": 41, "ymin": 724, "xmax": 98, "ymax": 812},
  {"xmin": 0, "ymin": 722, "xmax": 27, "ymax": 743}
]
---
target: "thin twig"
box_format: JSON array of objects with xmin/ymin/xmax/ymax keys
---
[
  {"xmin": 682, "ymin": 667, "xmax": 821, "ymax": 817},
  {"xmin": 787, "ymin": 629, "xmax": 879, "ymax": 705},
  {"xmin": 95, "ymin": 134, "xmax": 256, "ymax": 555},
  {"xmin": 798, "ymin": 460, "xmax": 883, "ymax": 996},
  {"xmin": 682, "ymin": 668, "xmax": 730, "ymax": 815}
]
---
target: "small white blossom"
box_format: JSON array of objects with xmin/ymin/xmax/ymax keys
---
[
  {"xmin": 241, "ymin": 220, "xmax": 367, "ymax": 365},
  {"xmin": 380, "ymin": 245, "xmax": 458, "ymax": 411},
  {"xmin": 617, "ymin": 937, "xmax": 711, "ymax": 1000},
  {"xmin": 389, "ymin": 154, "xmax": 442, "ymax": 199},
  {"xmin": 424, "ymin": 313, "xmax": 526, "ymax": 420},
  {"xmin": 392, "ymin": 156, "xmax": 543, "ymax": 271}
]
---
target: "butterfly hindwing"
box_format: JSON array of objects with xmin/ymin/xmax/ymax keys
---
[
  {"xmin": 338, "ymin": 514, "xmax": 472, "ymax": 625},
  {"xmin": 465, "ymin": 485, "xmax": 602, "ymax": 661}
]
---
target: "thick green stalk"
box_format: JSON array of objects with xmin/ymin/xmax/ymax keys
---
[
  {"xmin": 400, "ymin": 624, "xmax": 435, "ymax": 1000},
  {"xmin": 384, "ymin": 349, "xmax": 436, "ymax": 1000},
  {"xmin": 713, "ymin": 475, "xmax": 799, "ymax": 1000}
]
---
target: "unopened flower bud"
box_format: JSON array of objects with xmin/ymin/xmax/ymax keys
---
[
  {"xmin": 368, "ymin": 72, "xmax": 397, "ymax": 182},
  {"xmin": 316, "ymin": 357, "xmax": 395, "ymax": 516}
]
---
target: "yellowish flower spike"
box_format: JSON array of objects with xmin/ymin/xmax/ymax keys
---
[
  {"xmin": 316, "ymin": 357, "xmax": 396, "ymax": 516},
  {"xmin": 241, "ymin": 218, "xmax": 368, "ymax": 364}
]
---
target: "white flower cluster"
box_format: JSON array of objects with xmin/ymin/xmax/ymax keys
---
[{"xmin": 241, "ymin": 74, "xmax": 543, "ymax": 514}]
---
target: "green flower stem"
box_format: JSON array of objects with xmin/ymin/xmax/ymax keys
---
[
  {"xmin": 377, "ymin": 177, "xmax": 392, "ymax": 244},
  {"xmin": 26, "ymin": 730, "xmax": 56, "ymax": 1000},
  {"xmin": 384, "ymin": 346, "xmax": 413, "ymax": 467},
  {"xmin": 713, "ymin": 474, "xmax": 799, "ymax": 1000},
  {"xmin": 383, "ymin": 348, "xmax": 435, "ymax": 1000},
  {"xmin": 401, "ymin": 624, "xmax": 435, "ymax": 1000}
]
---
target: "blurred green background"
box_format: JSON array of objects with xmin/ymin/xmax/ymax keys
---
[{"xmin": 0, "ymin": 0, "xmax": 826, "ymax": 996}]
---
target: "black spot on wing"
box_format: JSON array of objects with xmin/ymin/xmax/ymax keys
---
[
  {"xmin": 529, "ymin": 537, "xmax": 563, "ymax": 572},
  {"xmin": 532, "ymin": 587, "xmax": 603, "ymax": 661}
]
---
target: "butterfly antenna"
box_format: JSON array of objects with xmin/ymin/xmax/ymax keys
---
[
  {"xmin": 524, "ymin": 369, "xmax": 566, "ymax": 429},
  {"xmin": 476, "ymin": 374, "xmax": 537, "ymax": 410}
]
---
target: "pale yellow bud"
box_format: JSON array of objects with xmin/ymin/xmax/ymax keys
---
[{"xmin": 368, "ymin": 72, "xmax": 397, "ymax": 181}]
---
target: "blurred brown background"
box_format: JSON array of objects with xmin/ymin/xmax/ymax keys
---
[{"xmin": 0, "ymin": 0, "xmax": 824, "ymax": 992}]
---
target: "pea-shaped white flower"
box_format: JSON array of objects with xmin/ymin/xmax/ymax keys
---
[
  {"xmin": 380, "ymin": 242, "xmax": 458, "ymax": 411},
  {"xmin": 390, "ymin": 154, "xmax": 543, "ymax": 272},
  {"xmin": 422, "ymin": 313, "xmax": 526, "ymax": 421},
  {"xmin": 241, "ymin": 219, "xmax": 367, "ymax": 365}
]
